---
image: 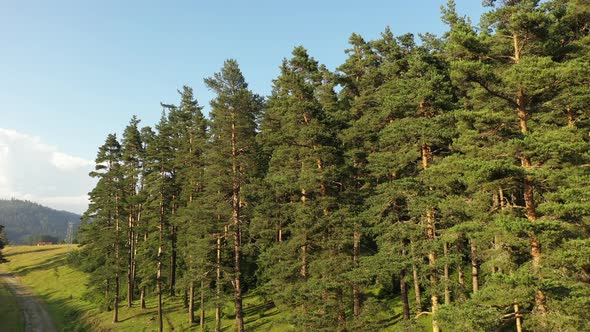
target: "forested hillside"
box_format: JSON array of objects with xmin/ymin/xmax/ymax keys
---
[
  {"xmin": 74, "ymin": 1, "xmax": 590, "ymax": 331},
  {"xmin": 0, "ymin": 199, "xmax": 81, "ymax": 244}
]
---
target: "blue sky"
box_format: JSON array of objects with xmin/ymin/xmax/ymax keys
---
[{"xmin": 0, "ymin": 0, "xmax": 486, "ymax": 212}]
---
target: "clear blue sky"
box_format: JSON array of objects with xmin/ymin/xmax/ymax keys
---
[
  {"xmin": 1, "ymin": 0, "xmax": 485, "ymax": 159},
  {"xmin": 0, "ymin": 0, "xmax": 486, "ymax": 213}
]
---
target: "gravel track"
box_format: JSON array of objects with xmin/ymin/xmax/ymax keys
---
[{"xmin": 0, "ymin": 272, "xmax": 56, "ymax": 332}]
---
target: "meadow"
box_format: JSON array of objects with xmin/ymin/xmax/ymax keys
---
[
  {"xmin": 0, "ymin": 245, "xmax": 423, "ymax": 331},
  {"xmin": 0, "ymin": 245, "xmax": 296, "ymax": 331}
]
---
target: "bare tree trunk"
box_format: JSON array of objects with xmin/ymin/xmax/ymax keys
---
[
  {"xmin": 170, "ymin": 225, "xmax": 177, "ymax": 297},
  {"xmin": 300, "ymin": 242, "xmax": 308, "ymax": 279},
  {"xmin": 157, "ymin": 199, "xmax": 164, "ymax": 332},
  {"xmin": 127, "ymin": 212, "xmax": 134, "ymax": 308},
  {"xmin": 470, "ymin": 240, "xmax": 479, "ymax": 294},
  {"xmin": 336, "ymin": 288, "xmax": 346, "ymax": 332},
  {"xmin": 353, "ymin": 231, "xmax": 361, "ymax": 318},
  {"xmin": 113, "ymin": 273, "xmax": 119, "ymax": 323},
  {"xmin": 189, "ymin": 281, "xmax": 195, "ymax": 324},
  {"xmin": 411, "ymin": 242, "xmax": 423, "ymax": 313},
  {"xmin": 140, "ymin": 287, "xmax": 146, "ymax": 309},
  {"xmin": 200, "ymin": 279, "xmax": 206, "ymax": 330},
  {"xmin": 427, "ymin": 217, "xmax": 440, "ymax": 332},
  {"xmin": 400, "ymin": 270, "xmax": 410, "ymax": 320},
  {"xmin": 215, "ymin": 232, "xmax": 222, "ymax": 332},
  {"xmin": 230, "ymin": 117, "xmax": 245, "ymax": 332},
  {"xmin": 106, "ymin": 279, "xmax": 111, "ymax": 311},
  {"xmin": 458, "ymin": 266, "xmax": 465, "ymax": 289},
  {"xmin": 113, "ymin": 194, "xmax": 121, "ymax": 323},
  {"xmin": 300, "ymin": 188, "xmax": 308, "ymax": 279},
  {"xmin": 443, "ymin": 243, "xmax": 450, "ymax": 304},
  {"xmin": 515, "ymin": 302, "xmax": 523, "ymax": 332},
  {"xmin": 422, "ymin": 143, "xmax": 440, "ymax": 332},
  {"xmin": 518, "ymin": 100, "xmax": 547, "ymax": 317}
]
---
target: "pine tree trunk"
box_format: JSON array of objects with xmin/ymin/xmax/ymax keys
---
[
  {"xmin": 133, "ymin": 204, "xmax": 142, "ymax": 307},
  {"xmin": 516, "ymin": 85, "xmax": 547, "ymax": 317},
  {"xmin": 189, "ymin": 282, "xmax": 195, "ymax": 324},
  {"xmin": 200, "ymin": 279, "xmax": 206, "ymax": 330},
  {"xmin": 353, "ymin": 231, "xmax": 361, "ymax": 318},
  {"xmin": 157, "ymin": 199, "xmax": 164, "ymax": 332},
  {"xmin": 127, "ymin": 212, "xmax": 134, "ymax": 308},
  {"xmin": 140, "ymin": 287, "xmax": 146, "ymax": 309},
  {"xmin": 514, "ymin": 302, "xmax": 523, "ymax": 332},
  {"xmin": 157, "ymin": 268, "xmax": 163, "ymax": 332},
  {"xmin": 470, "ymin": 240, "xmax": 479, "ymax": 294},
  {"xmin": 113, "ymin": 273, "xmax": 119, "ymax": 323},
  {"xmin": 458, "ymin": 265, "xmax": 464, "ymax": 288},
  {"xmin": 231, "ymin": 117, "xmax": 245, "ymax": 332},
  {"xmin": 215, "ymin": 232, "xmax": 222, "ymax": 332},
  {"xmin": 114, "ymin": 194, "xmax": 120, "ymax": 322},
  {"xmin": 336, "ymin": 287, "xmax": 346, "ymax": 332},
  {"xmin": 567, "ymin": 106, "xmax": 575, "ymax": 128},
  {"xmin": 443, "ymin": 243, "xmax": 450, "ymax": 304},
  {"xmin": 169, "ymin": 197, "xmax": 178, "ymax": 298},
  {"xmin": 426, "ymin": 210, "xmax": 440, "ymax": 332},
  {"xmin": 422, "ymin": 143, "xmax": 440, "ymax": 332},
  {"xmin": 300, "ymin": 188, "xmax": 308, "ymax": 279},
  {"xmin": 106, "ymin": 279, "xmax": 111, "ymax": 311},
  {"xmin": 300, "ymin": 243, "xmax": 308, "ymax": 278},
  {"xmin": 170, "ymin": 225, "xmax": 177, "ymax": 297},
  {"xmin": 411, "ymin": 242, "xmax": 423, "ymax": 313},
  {"xmin": 400, "ymin": 270, "xmax": 410, "ymax": 320}
]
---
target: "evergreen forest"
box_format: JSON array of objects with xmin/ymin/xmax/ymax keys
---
[{"xmin": 73, "ymin": 1, "xmax": 590, "ymax": 331}]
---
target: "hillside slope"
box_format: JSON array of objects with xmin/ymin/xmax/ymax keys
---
[
  {"xmin": 0, "ymin": 245, "xmax": 302, "ymax": 332},
  {"xmin": 0, "ymin": 199, "xmax": 81, "ymax": 244}
]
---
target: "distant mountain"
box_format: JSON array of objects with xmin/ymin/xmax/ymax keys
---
[{"xmin": 0, "ymin": 199, "xmax": 81, "ymax": 244}]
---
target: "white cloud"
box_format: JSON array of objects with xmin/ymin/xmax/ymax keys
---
[
  {"xmin": 51, "ymin": 151, "xmax": 94, "ymax": 171},
  {"xmin": 0, "ymin": 128, "xmax": 95, "ymax": 213}
]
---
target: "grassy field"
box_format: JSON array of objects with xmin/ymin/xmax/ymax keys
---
[
  {"xmin": 1, "ymin": 245, "xmax": 92, "ymax": 331},
  {"xmin": 0, "ymin": 245, "xmax": 429, "ymax": 331},
  {"xmin": 0, "ymin": 245, "xmax": 294, "ymax": 331},
  {"xmin": 0, "ymin": 277, "xmax": 25, "ymax": 332}
]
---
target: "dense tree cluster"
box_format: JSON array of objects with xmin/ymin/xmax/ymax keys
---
[{"xmin": 76, "ymin": 1, "xmax": 590, "ymax": 331}]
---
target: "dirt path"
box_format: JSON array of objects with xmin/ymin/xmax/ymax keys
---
[{"xmin": 0, "ymin": 272, "xmax": 57, "ymax": 332}]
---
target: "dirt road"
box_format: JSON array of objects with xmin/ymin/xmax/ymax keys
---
[{"xmin": 0, "ymin": 272, "xmax": 56, "ymax": 332}]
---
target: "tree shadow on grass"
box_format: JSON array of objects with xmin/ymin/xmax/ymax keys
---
[
  {"xmin": 118, "ymin": 308, "xmax": 157, "ymax": 323},
  {"xmin": 33, "ymin": 290, "xmax": 93, "ymax": 332},
  {"xmin": 5, "ymin": 247, "xmax": 62, "ymax": 258},
  {"xmin": 243, "ymin": 301, "xmax": 281, "ymax": 331},
  {"xmin": 12, "ymin": 253, "xmax": 68, "ymax": 276}
]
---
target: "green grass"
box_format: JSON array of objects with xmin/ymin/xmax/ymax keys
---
[
  {"xmin": 0, "ymin": 279, "xmax": 25, "ymax": 332},
  {"xmin": 1, "ymin": 245, "xmax": 92, "ymax": 331},
  {"xmin": 0, "ymin": 245, "xmax": 427, "ymax": 331},
  {"xmin": 0, "ymin": 245, "xmax": 295, "ymax": 331}
]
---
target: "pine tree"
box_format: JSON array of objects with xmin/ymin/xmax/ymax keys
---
[
  {"xmin": 165, "ymin": 86, "xmax": 210, "ymax": 326},
  {"xmin": 442, "ymin": 1, "xmax": 590, "ymax": 330},
  {"xmin": 121, "ymin": 116, "xmax": 145, "ymax": 308},
  {"xmin": 257, "ymin": 46, "xmax": 345, "ymax": 331},
  {"xmin": 141, "ymin": 114, "xmax": 177, "ymax": 332},
  {"xmin": 204, "ymin": 59, "xmax": 262, "ymax": 332},
  {"xmin": 79, "ymin": 134, "xmax": 127, "ymax": 322},
  {"xmin": 368, "ymin": 35, "xmax": 456, "ymax": 332}
]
